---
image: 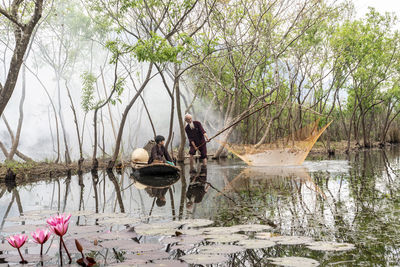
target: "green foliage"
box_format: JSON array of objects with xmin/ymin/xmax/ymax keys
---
[
  {"xmin": 81, "ymin": 71, "xmax": 97, "ymax": 112},
  {"xmin": 110, "ymin": 78, "xmax": 125, "ymax": 105},
  {"xmin": 106, "ymin": 32, "xmax": 184, "ymax": 64},
  {"xmin": 2, "ymin": 160, "xmax": 37, "ymax": 172}
]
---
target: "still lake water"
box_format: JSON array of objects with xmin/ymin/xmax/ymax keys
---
[{"xmin": 1, "ymin": 148, "xmax": 400, "ymax": 266}]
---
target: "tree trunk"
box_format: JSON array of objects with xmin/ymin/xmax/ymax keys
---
[
  {"xmin": 66, "ymin": 82, "xmax": 84, "ymax": 170},
  {"xmin": 56, "ymin": 75, "xmax": 71, "ymax": 164},
  {"xmin": 6, "ymin": 64, "xmax": 26, "ymax": 161},
  {"xmin": 0, "ymin": 0, "xmax": 43, "ymax": 117},
  {"xmin": 175, "ymin": 66, "xmax": 186, "ymax": 162},
  {"xmin": 361, "ymin": 111, "xmax": 369, "ymax": 148},
  {"xmin": 108, "ymin": 63, "xmax": 154, "ymax": 169}
]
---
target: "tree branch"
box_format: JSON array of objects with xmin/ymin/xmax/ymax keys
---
[{"xmin": 0, "ymin": 7, "xmax": 25, "ymax": 29}]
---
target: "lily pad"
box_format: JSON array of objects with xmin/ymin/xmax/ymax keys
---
[
  {"xmin": 204, "ymin": 234, "xmax": 248, "ymax": 243},
  {"xmin": 69, "ymin": 210, "xmax": 95, "ymax": 217},
  {"xmin": 268, "ymin": 256, "xmax": 319, "ymax": 267},
  {"xmin": 170, "ymin": 244, "xmax": 195, "ymax": 251},
  {"xmin": 5, "ymin": 215, "xmax": 44, "ymax": 222},
  {"xmin": 100, "ymin": 240, "xmax": 138, "ymax": 249},
  {"xmin": 180, "ymin": 253, "xmax": 229, "ymax": 264},
  {"xmin": 270, "ymin": 235, "xmax": 314, "ymax": 245},
  {"xmin": 202, "ymin": 227, "xmax": 240, "ymax": 235},
  {"xmin": 125, "ymin": 243, "xmax": 164, "ymax": 252},
  {"xmin": 142, "ymin": 260, "xmax": 189, "ymax": 267},
  {"xmin": 161, "ymin": 235, "xmax": 204, "ymax": 245},
  {"xmin": 136, "ymin": 221, "xmax": 183, "ymax": 230},
  {"xmin": 124, "ymin": 250, "xmax": 169, "ymax": 261},
  {"xmin": 69, "ymin": 225, "xmax": 104, "ymax": 234},
  {"xmin": 98, "ymin": 231, "xmax": 137, "ymax": 240},
  {"xmin": 3, "ymin": 254, "xmax": 52, "ymax": 263},
  {"xmin": 98, "ymin": 217, "xmax": 140, "ymax": 226},
  {"xmin": 179, "ymin": 229, "xmax": 205, "ymax": 236},
  {"xmin": 198, "ymin": 244, "xmax": 245, "ymax": 254},
  {"xmin": 135, "ymin": 228, "xmax": 177, "ymax": 236},
  {"xmin": 23, "ymin": 210, "xmax": 58, "ymax": 216},
  {"xmin": 255, "ymin": 232, "xmax": 273, "ymax": 239},
  {"xmin": 229, "ymin": 224, "xmax": 272, "ymax": 232},
  {"xmin": 1, "ymin": 224, "xmax": 45, "ymax": 233},
  {"xmin": 178, "ymin": 219, "xmax": 214, "ymax": 228},
  {"xmin": 306, "ymin": 241, "xmax": 355, "ymax": 251},
  {"xmin": 109, "ymin": 259, "xmax": 147, "ymax": 266},
  {"xmin": 237, "ymin": 239, "xmax": 275, "ymax": 249},
  {"xmin": 134, "ymin": 222, "xmax": 182, "ymax": 236},
  {"xmin": 87, "ymin": 213, "xmax": 127, "ymax": 220}
]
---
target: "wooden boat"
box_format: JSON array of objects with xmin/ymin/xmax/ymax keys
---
[{"xmin": 132, "ymin": 162, "xmax": 180, "ymax": 176}]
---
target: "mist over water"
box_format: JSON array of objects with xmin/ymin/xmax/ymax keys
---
[{"xmin": 0, "ymin": 50, "xmax": 222, "ymax": 161}]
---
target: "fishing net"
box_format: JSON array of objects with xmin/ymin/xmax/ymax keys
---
[{"xmin": 221, "ymin": 120, "xmax": 331, "ymax": 166}]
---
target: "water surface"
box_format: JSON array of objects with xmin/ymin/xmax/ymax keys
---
[{"xmin": 1, "ymin": 148, "xmax": 400, "ymax": 266}]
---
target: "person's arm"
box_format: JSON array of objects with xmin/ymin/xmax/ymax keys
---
[
  {"xmin": 164, "ymin": 147, "xmax": 173, "ymax": 162},
  {"xmin": 204, "ymin": 183, "xmax": 210, "ymax": 192},
  {"xmin": 186, "ymin": 126, "xmax": 198, "ymax": 150},
  {"xmin": 204, "ymin": 133, "xmax": 210, "ymax": 142},
  {"xmin": 191, "ymin": 141, "xmax": 198, "ymax": 150},
  {"xmin": 197, "ymin": 122, "xmax": 209, "ymax": 142}
]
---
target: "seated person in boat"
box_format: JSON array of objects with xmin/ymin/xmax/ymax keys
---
[
  {"xmin": 148, "ymin": 135, "xmax": 174, "ymax": 165},
  {"xmin": 184, "ymin": 114, "xmax": 209, "ymax": 168}
]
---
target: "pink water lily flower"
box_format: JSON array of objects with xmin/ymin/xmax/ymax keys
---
[
  {"xmin": 31, "ymin": 229, "xmax": 51, "ymax": 244},
  {"xmin": 7, "ymin": 234, "xmax": 28, "ymax": 263},
  {"xmin": 47, "ymin": 213, "xmax": 72, "ymax": 264},
  {"xmin": 6, "ymin": 234, "xmax": 28, "ymax": 248},
  {"xmin": 49, "ymin": 221, "xmax": 69, "ymax": 237},
  {"xmin": 46, "ymin": 213, "xmax": 71, "ymax": 226}
]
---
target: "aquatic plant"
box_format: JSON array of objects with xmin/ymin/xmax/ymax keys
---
[
  {"xmin": 31, "ymin": 228, "xmax": 51, "ymax": 256},
  {"xmin": 6, "ymin": 234, "xmax": 28, "ymax": 264},
  {"xmin": 75, "ymin": 239, "xmax": 96, "ymax": 266},
  {"xmin": 47, "ymin": 213, "xmax": 72, "ymax": 264}
]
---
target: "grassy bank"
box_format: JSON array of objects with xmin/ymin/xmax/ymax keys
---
[{"xmin": 0, "ymin": 159, "xmax": 111, "ymax": 184}]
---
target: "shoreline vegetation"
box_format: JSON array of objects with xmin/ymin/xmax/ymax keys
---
[{"xmin": 1, "ymin": 141, "xmax": 397, "ymax": 184}]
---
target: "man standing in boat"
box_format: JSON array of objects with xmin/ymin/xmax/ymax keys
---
[
  {"xmin": 184, "ymin": 114, "xmax": 209, "ymax": 168},
  {"xmin": 148, "ymin": 135, "xmax": 174, "ymax": 165}
]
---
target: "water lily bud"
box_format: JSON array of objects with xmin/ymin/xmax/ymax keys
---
[{"xmin": 75, "ymin": 239, "xmax": 83, "ymax": 252}]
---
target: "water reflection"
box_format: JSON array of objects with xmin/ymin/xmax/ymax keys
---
[
  {"xmin": 186, "ymin": 165, "xmax": 209, "ymax": 210},
  {"xmin": 0, "ymin": 149, "xmax": 400, "ymax": 265}
]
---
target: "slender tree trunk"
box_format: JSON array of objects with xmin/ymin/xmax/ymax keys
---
[
  {"xmin": 361, "ymin": 111, "xmax": 369, "ymax": 147},
  {"xmin": 66, "ymin": 82, "xmax": 84, "ymax": 171},
  {"xmin": 1, "ymin": 116, "xmax": 32, "ymax": 161},
  {"xmin": 175, "ymin": 68, "xmax": 186, "ymax": 162},
  {"xmin": 108, "ymin": 63, "xmax": 154, "ymax": 169},
  {"xmin": 157, "ymin": 67, "xmax": 175, "ymax": 149},
  {"xmin": 56, "ymin": 75, "xmax": 71, "ymax": 164},
  {"xmin": 93, "ymin": 59, "xmax": 120, "ymax": 169}
]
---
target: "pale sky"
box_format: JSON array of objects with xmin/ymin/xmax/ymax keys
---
[{"xmin": 352, "ymin": 0, "xmax": 400, "ymax": 18}]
